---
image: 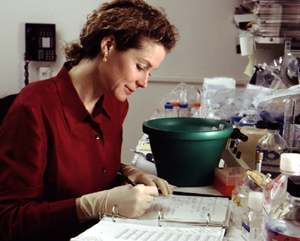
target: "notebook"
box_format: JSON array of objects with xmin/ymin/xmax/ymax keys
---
[{"xmin": 71, "ymin": 194, "xmax": 230, "ymax": 241}]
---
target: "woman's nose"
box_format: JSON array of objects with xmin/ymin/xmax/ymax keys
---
[{"xmin": 136, "ymin": 74, "xmax": 149, "ymax": 88}]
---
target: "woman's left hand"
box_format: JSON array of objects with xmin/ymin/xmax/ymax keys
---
[{"xmin": 121, "ymin": 164, "xmax": 173, "ymax": 196}]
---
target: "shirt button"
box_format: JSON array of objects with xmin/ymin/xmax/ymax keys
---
[
  {"xmin": 95, "ymin": 135, "xmax": 101, "ymax": 140},
  {"xmin": 103, "ymin": 168, "xmax": 107, "ymax": 174}
]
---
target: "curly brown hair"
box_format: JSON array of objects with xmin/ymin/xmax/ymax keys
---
[{"xmin": 65, "ymin": 0, "xmax": 178, "ymax": 66}]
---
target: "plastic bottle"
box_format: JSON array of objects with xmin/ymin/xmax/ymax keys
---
[
  {"xmin": 190, "ymin": 101, "xmax": 201, "ymax": 117},
  {"xmin": 171, "ymin": 101, "xmax": 180, "ymax": 116},
  {"xmin": 190, "ymin": 89, "xmax": 201, "ymax": 117},
  {"xmin": 164, "ymin": 102, "xmax": 177, "ymax": 118},
  {"xmin": 238, "ymin": 109, "xmax": 260, "ymax": 127},
  {"xmin": 265, "ymin": 153, "xmax": 300, "ymax": 241},
  {"xmin": 178, "ymin": 102, "xmax": 189, "ymax": 117},
  {"xmin": 231, "ymin": 114, "xmax": 243, "ymax": 127},
  {"xmin": 231, "ymin": 183, "xmax": 250, "ymax": 227},
  {"xmin": 256, "ymin": 125, "xmax": 288, "ymax": 177},
  {"xmin": 241, "ymin": 191, "xmax": 264, "ymax": 241},
  {"xmin": 231, "ymin": 170, "xmax": 271, "ymax": 229}
]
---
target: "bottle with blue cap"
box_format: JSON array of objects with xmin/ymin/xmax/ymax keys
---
[
  {"xmin": 164, "ymin": 102, "xmax": 177, "ymax": 118},
  {"xmin": 178, "ymin": 102, "xmax": 189, "ymax": 117},
  {"xmin": 238, "ymin": 109, "xmax": 260, "ymax": 127}
]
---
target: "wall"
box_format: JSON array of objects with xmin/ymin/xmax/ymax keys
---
[
  {"xmin": 0, "ymin": 0, "xmax": 282, "ymax": 164},
  {"xmin": 147, "ymin": 0, "xmax": 248, "ymax": 83},
  {"xmin": 0, "ymin": 0, "xmax": 99, "ymax": 96}
]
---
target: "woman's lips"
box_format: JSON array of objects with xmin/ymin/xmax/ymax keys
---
[{"xmin": 125, "ymin": 85, "xmax": 134, "ymax": 95}]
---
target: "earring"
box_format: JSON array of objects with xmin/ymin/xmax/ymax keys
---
[{"xmin": 103, "ymin": 52, "xmax": 108, "ymax": 62}]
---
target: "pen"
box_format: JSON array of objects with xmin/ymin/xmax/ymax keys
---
[
  {"xmin": 116, "ymin": 172, "xmax": 170, "ymax": 195},
  {"xmin": 117, "ymin": 171, "xmax": 166, "ymax": 195},
  {"xmin": 117, "ymin": 171, "xmax": 136, "ymax": 186}
]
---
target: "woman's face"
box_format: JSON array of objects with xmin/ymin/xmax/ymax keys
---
[{"xmin": 100, "ymin": 37, "xmax": 166, "ymax": 102}]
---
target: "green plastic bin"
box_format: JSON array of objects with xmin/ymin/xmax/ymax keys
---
[{"xmin": 143, "ymin": 117, "xmax": 233, "ymax": 186}]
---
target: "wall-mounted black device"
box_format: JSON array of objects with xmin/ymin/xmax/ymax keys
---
[{"xmin": 25, "ymin": 23, "xmax": 56, "ymax": 62}]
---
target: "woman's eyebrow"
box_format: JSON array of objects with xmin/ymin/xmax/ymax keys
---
[
  {"xmin": 142, "ymin": 59, "xmax": 153, "ymax": 69},
  {"xmin": 138, "ymin": 57, "xmax": 152, "ymax": 68}
]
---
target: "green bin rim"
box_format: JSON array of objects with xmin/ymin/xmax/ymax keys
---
[{"xmin": 143, "ymin": 117, "xmax": 233, "ymax": 141}]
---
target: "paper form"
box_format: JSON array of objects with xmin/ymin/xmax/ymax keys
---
[
  {"xmin": 141, "ymin": 195, "xmax": 229, "ymax": 225},
  {"xmin": 71, "ymin": 220, "xmax": 225, "ymax": 241}
]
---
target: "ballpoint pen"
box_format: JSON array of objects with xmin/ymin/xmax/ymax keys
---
[
  {"xmin": 116, "ymin": 171, "xmax": 136, "ymax": 186},
  {"xmin": 116, "ymin": 171, "xmax": 170, "ymax": 195}
]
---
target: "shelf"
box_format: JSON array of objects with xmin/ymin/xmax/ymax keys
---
[
  {"xmin": 235, "ymin": 0, "xmax": 300, "ymax": 46},
  {"xmin": 255, "ymin": 36, "xmax": 285, "ymax": 44}
]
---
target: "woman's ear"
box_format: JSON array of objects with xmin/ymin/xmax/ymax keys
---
[
  {"xmin": 100, "ymin": 36, "xmax": 115, "ymax": 62},
  {"xmin": 101, "ymin": 36, "xmax": 115, "ymax": 55}
]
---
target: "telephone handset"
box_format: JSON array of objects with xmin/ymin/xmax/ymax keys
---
[{"xmin": 25, "ymin": 23, "xmax": 56, "ymax": 62}]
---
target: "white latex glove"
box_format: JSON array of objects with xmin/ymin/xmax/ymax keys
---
[
  {"xmin": 121, "ymin": 164, "xmax": 173, "ymax": 196},
  {"xmin": 76, "ymin": 184, "xmax": 158, "ymax": 222}
]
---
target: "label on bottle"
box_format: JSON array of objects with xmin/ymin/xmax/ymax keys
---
[{"xmin": 257, "ymin": 148, "xmax": 282, "ymax": 175}]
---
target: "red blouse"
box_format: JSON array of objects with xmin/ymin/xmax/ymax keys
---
[{"xmin": 0, "ymin": 65, "xmax": 128, "ymax": 241}]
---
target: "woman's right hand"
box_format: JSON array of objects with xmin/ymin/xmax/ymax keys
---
[{"xmin": 76, "ymin": 184, "xmax": 159, "ymax": 222}]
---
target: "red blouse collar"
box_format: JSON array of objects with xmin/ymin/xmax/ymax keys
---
[{"xmin": 54, "ymin": 64, "xmax": 112, "ymax": 123}]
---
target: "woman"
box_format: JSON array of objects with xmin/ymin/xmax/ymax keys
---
[{"xmin": 0, "ymin": 0, "xmax": 178, "ymax": 240}]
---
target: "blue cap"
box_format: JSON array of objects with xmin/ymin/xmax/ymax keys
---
[
  {"xmin": 231, "ymin": 115, "xmax": 242, "ymax": 124},
  {"xmin": 179, "ymin": 102, "xmax": 188, "ymax": 108},
  {"xmin": 164, "ymin": 102, "xmax": 173, "ymax": 109}
]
